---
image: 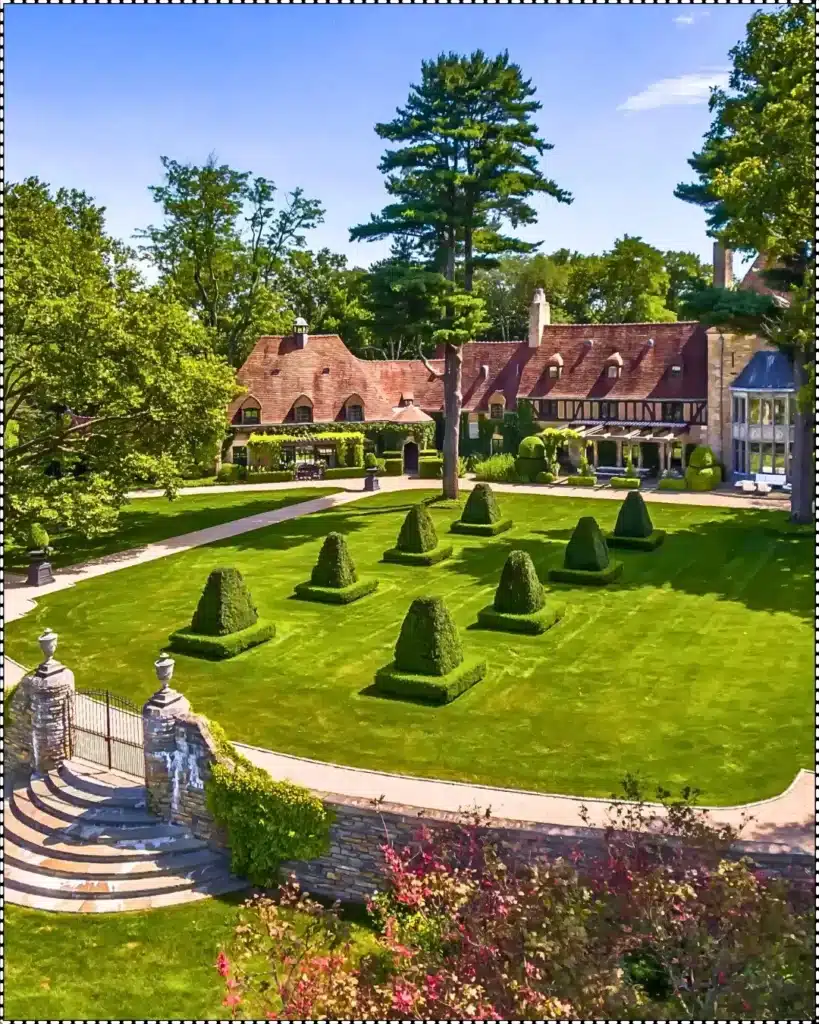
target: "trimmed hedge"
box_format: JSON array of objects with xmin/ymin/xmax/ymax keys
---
[
  {"xmin": 169, "ymin": 620, "xmax": 275, "ymax": 659},
  {"xmin": 323, "ymin": 467, "xmax": 367, "ymax": 479},
  {"xmin": 607, "ymin": 532, "xmax": 666, "ymax": 552},
  {"xmin": 311, "ymin": 533, "xmax": 357, "ymax": 588},
  {"xmin": 293, "ymin": 578, "xmax": 379, "ymax": 604},
  {"xmin": 493, "ymin": 550, "xmax": 544, "ymax": 614},
  {"xmin": 383, "ymin": 543, "xmax": 453, "ymax": 566},
  {"xmin": 612, "ymin": 491, "xmax": 653, "ymax": 539},
  {"xmin": 384, "ymin": 458, "xmax": 403, "ymax": 476},
  {"xmin": 535, "ymin": 471, "xmax": 557, "ymax": 484},
  {"xmin": 461, "ymin": 483, "xmax": 502, "ymax": 524},
  {"xmin": 572, "ymin": 475, "xmax": 597, "ymax": 487},
  {"xmin": 394, "ymin": 596, "xmax": 462, "ymax": 676},
  {"xmin": 610, "ymin": 477, "xmax": 641, "ymax": 489},
  {"xmin": 658, "ymin": 477, "xmax": 686, "ymax": 491},
  {"xmin": 419, "ymin": 458, "xmax": 443, "ymax": 479},
  {"xmin": 685, "ymin": 465, "xmax": 722, "ymax": 491},
  {"xmin": 217, "ymin": 463, "xmax": 247, "ymax": 483},
  {"xmin": 564, "ymin": 517, "xmax": 611, "ymax": 572},
  {"xmin": 396, "ymin": 504, "xmax": 438, "ymax": 553},
  {"xmin": 549, "ymin": 562, "xmax": 623, "ymax": 586},
  {"xmin": 382, "ymin": 450, "xmax": 402, "ymax": 458},
  {"xmin": 476, "ymin": 604, "xmax": 561, "ymax": 636},
  {"xmin": 246, "ymin": 470, "xmax": 295, "ymax": 483},
  {"xmin": 191, "ymin": 568, "xmax": 258, "ymax": 636},
  {"xmin": 421, "ymin": 448, "xmax": 439, "ymax": 457},
  {"xmin": 450, "ymin": 518, "xmax": 513, "ymax": 537},
  {"xmin": 372, "ymin": 657, "xmax": 486, "ymax": 705}
]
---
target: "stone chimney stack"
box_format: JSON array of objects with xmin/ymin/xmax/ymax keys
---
[
  {"xmin": 528, "ymin": 289, "xmax": 549, "ymax": 348},
  {"xmin": 713, "ymin": 242, "xmax": 734, "ymax": 289}
]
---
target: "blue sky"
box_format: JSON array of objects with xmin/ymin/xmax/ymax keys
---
[{"xmin": 8, "ymin": 3, "xmax": 760, "ymax": 274}]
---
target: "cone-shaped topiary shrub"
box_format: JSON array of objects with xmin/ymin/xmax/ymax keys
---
[
  {"xmin": 608, "ymin": 492, "xmax": 666, "ymax": 550},
  {"xmin": 451, "ymin": 483, "xmax": 513, "ymax": 536},
  {"xmin": 477, "ymin": 550, "xmax": 562, "ymax": 635},
  {"xmin": 295, "ymin": 533, "xmax": 378, "ymax": 604},
  {"xmin": 170, "ymin": 567, "xmax": 274, "ymax": 658},
  {"xmin": 311, "ymin": 533, "xmax": 357, "ymax": 587},
  {"xmin": 372, "ymin": 596, "xmax": 486, "ymax": 704},
  {"xmin": 495, "ymin": 550, "xmax": 545, "ymax": 614},
  {"xmin": 395, "ymin": 597, "xmax": 463, "ymax": 676},
  {"xmin": 191, "ymin": 567, "xmax": 258, "ymax": 636},
  {"xmin": 384, "ymin": 504, "xmax": 453, "ymax": 565},
  {"xmin": 549, "ymin": 517, "xmax": 623, "ymax": 586}
]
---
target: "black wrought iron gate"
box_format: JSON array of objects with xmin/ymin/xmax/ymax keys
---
[{"xmin": 65, "ymin": 689, "xmax": 146, "ymax": 778}]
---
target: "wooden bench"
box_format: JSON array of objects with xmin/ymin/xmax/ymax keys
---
[{"xmin": 295, "ymin": 463, "xmax": 324, "ymax": 481}]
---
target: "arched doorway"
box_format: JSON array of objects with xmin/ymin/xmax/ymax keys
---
[{"xmin": 403, "ymin": 441, "xmax": 419, "ymax": 472}]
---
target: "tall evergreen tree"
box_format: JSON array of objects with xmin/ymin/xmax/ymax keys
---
[
  {"xmin": 675, "ymin": 6, "xmax": 815, "ymax": 523},
  {"xmin": 351, "ymin": 50, "xmax": 571, "ymax": 498}
]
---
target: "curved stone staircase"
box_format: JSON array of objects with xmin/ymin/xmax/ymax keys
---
[{"xmin": 4, "ymin": 758, "xmax": 246, "ymax": 912}]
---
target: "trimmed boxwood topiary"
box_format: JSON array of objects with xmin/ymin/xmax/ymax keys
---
[
  {"xmin": 549, "ymin": 517, "xmax": 623, "ymax": 586},
  {"xmin": 515, "ymin": 434, "xmax": 546, "ymax": 482},
  {"xmin": 169, "ymin": 567, "xmax": 274, "ymax": 658},
  {"xmin": 294, "ymin": 532, "xmax": 378, "ymax": 604},
  {"xmin": 609, "ymin": 477, "xmax": 641, "ymax": 489},
  {"xmin": 384, "ymin": 505, "xmax": 453, "ymax": 565},
  {"xmin": 372, "ymin": 597, "xmax": 486, "ymax": 704},
  {"xmin": 572, "ymin": 475, "xmax": 597, "ymax": 487},
  {"xmin": 451, "ymin": 483, "xmax": 513, "ymax": 536},
  {"xmin": 658, "ymin": 476, "xmax": 686, "ymax": 491},
  {"xmin": 477, "ymin": 550, "xmax": 562, "ymax": 635},
  {"xmin": 608, "ymin": 492, "xmax": 666, "ymax": 551}
]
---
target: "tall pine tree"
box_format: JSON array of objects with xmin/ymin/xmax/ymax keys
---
[{"xmin": 352, "ymin": 50, "xmax": 571, "ymax": 498}]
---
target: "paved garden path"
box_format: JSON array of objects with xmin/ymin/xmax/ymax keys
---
[{"xmin": 5, "ymin": 474, "xmax": 810, "ymax": 858}]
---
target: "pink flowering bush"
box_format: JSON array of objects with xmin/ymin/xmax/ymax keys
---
[{"xmin": 219, "ymin": 776, "xmax": 812, "ymax": 1018}]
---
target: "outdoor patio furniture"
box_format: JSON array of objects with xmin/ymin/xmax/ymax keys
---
[
  {"xmin": 295, "ymin": 463, "xmax": 324, "ymax": 481},
  {"xmin": 739, "ymin": 480, "xmax": 756, "ymax": 494},
  {"xmin": 756, "ymin": 482, "xmax": 772, "ymax": 496}
]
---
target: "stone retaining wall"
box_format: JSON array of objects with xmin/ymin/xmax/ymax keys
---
[{"xmin": 5, "ymin": 682, "xmax": 34, "ymax": 777}]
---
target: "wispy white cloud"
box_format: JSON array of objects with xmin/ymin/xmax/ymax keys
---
[
  {"xmin": 618, "ymin": 71, "xmax": 729, "ymax": 112},
  {"xmin": 673, "ymin": 15, "xmax": 696, "ymax": 26}
]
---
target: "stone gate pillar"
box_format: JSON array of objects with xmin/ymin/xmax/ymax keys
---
[
  {"xmin": 142, "ymin": 652, "xmax": 191, "ymax": 819},
  {"xmin": 19, "ymin": 629, "xmax": 76, "ymax": 775}
]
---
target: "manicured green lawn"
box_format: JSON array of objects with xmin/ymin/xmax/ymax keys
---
[
  {"xmin": 4, "ymin": 897, "xmax": 376, "ymax": 1019},
  {"xmin": 5, "ymin": 487, "xmax": 339, "ymax": 570},
  {"xmin": 6, "ymin": 491, "xmax": 812, "ymax": 804}
]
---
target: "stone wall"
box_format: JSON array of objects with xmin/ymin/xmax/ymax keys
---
[
  {"xmin": 705, "ymin": 328, "xmax": 772, "ymax": 464},
  {"xmin": 5, "ymin": 682, "xmax": 34, "ymax": 777}
]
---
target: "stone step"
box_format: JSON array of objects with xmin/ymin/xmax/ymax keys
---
[
  {"xmin": 6, "ymin": 861, "xmax": 240, "ymax": 894},
  {"xmin": 11, "ymin": 789, "xmax": 193, "ymax": 845},
  {"xmin": 4, "ymin": 877, "xmax": 247, "ymax": 914},
  {"xmin": 4, "ymin": 859, "xmax": 238, "ymax": 901},
  {"xmin": 4, "ymin": 802, "xmax": 209, "ymax": 861},
  {"xmin": 3, "ymin": 835, "xmax": 221, "ymax": 879},
  {"xmin": 59, "ymin": 759, "xmax": 146, "ymax": 801},
  {"xmin": 28, "ymin": 778, "xmax": 155, "ymax": 825},
  {"xmin": 45, "ymin": 771, "xmax": 147, "ymax": 811}
]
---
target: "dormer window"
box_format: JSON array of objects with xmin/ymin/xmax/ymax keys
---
[
  {"xmin": 606, "ymin": 365, "xmax": 620, "ymax": 379},
  {"xmin": 670, "ymin": 363, "xmax": 683, "ymax": 378},
  {"xmin": 488, "ymin": 392, "xmax": 506, "ymax": 421},
  {"xmin": 294, "ymin": 405, "xmax": 312, "ymax": 423},
  {"xmin": 548, "ymin": 365, "xmax": 561, "ymax": 379},
  {"xmin": 547, "ymin": 353, "xmax": 563, "ymax": 379},
  {"xmin": 241, "ymin": 406, "xmax": 260, "ymax": 425},
  {"xmin": 346, "ymin": 404, "xmax": 363, "ymax": 422},
  {"xmin": 605, "ymin": 352, "xmax": 623, "ymax": 380}
]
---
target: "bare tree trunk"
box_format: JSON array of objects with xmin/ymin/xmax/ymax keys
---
[
  {"xmin": 789, "ymin": 353, "xmax": 814, "ymax": 524},
  {"xmin": 442, "ymin": 343, "xmax": 462, "ymax": 500}
]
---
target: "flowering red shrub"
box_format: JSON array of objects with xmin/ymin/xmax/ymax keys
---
[{"xmin": 219, "ymin": 778, "xmax": 812, "ymax": 1018}]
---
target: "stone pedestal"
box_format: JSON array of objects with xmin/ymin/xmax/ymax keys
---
[
  {"xmin": 364, "ymin": 471, "xmax": 380, "ymax": 492},
  {"xmin": 26, "ymin": 555, "xmax": 55, "ymax": 587},
  {"xmin": 142, "ymin": 658, "xmax": 192, "ymax": 819},
  {"xmin": 26, "ymin": 629, "xmax": 75, "ymax": 774}
]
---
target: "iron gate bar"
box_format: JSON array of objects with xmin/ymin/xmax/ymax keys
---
[{"xmin": 68, "ymin": 688, "xmax": 146, "ymax": 778}]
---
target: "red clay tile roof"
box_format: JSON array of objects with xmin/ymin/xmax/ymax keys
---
[{"xmin": 231, "ymin": 322, "xmax": 708, "ymax": 423}]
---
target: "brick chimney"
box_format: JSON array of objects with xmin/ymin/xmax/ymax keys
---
[
  {"xmin": 713, "ymin": 242, "xmax": 734, "ymax": 289},
  {"xmin": 528, "ymin": 289, "xmax": 550, "ymax": 348}
]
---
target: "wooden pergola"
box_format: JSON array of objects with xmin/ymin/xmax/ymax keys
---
[{"xmin": 570, "ymin": 422, "xmax": 689, "ymax": 473}]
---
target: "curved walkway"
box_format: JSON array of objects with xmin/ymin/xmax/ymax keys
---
[{"xmin": 5, "ymin": 474, "xmax": 810, "ymax": 859}]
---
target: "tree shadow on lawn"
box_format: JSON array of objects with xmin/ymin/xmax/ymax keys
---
[{"xmin": 444, "ymin": 508, "xmax": 812, "ymax": 621}]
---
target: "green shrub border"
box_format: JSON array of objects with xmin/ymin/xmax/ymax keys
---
[
  {"xmin": 371, "ymin": 656, "xmax": 487, "ymax": 705},
  {"xmin": 245, "ymin": 470, "xmax": 295, "ymax": 483},
  {"xmin": 203, "ymin": 719, "xmax": 334, "ymax": 887},
  {"xmin": 572, "ymin": 475, "xmax": 597, "ymax": 487},
  {"xmin": 293, "ymin": 578, "xmax": 379, "ymax": 604},
  {"xmin": 610, "ymin": 477, "xmax": 641, "ymax": 489},
  {"xmin": 383, "ymin": 543, "xmax": 453, "ymax": 566},
  {"xmin": 535, "ymin": 471, "xmax": 557, "ymax": 484},
  {"xmin": 450, "ymin": 518, "xmax": 513, "ymax": 537},
  {"xmin": 658, "ymin": 477, "xmax": 687, "ymax": 491},
  {"xmin": 168, "ymin": 620, "xmax": 275, "ymax": 660},
  {"xmin": 384, "ymin": 458, "xmax": 403, "ymax": 476},
  {"xmin": 548, "ymin": 562, "xmax": 624, "ymax": 586},
  {"xmin": 323, "ymin": 467, "xmax": 368, "ymax": 480},
  {"xmin": 476, "ymin": 604, "xmax": 562, "ymax": 636},
  {"xmin": 607, "ymin": 530, "xmax": 666, "ymax": 551}
]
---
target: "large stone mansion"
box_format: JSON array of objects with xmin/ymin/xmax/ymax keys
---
[{"xmin": 227, "ymin": 246, "xmax": 796, "ymax": 482}]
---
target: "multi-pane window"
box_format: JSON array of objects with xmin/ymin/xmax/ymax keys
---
[
  {"xmin": 599, "ymin": 401, "xmax": 618, "ymax": 420},
  {"xmin": 732, "ymin": 395, "xmax": 746, "ymax": 423},
  {"xmin": 749, "ymin": 398, "xmax": 761, "ymax": 425},
  {"xmin": 548, "ymin": 365, "xmax": 561, "ymax": 379},
  {"xmin": 773, "ymin": 398, "xmax": 786, "ymax": 426},
  {"xmin": 490, "ymin": 402, "xmax": 504, "ymax": 420},
  {"xmin": 241, "ymin": 407, "xmax": 260, "ymax": 425},
  {"xmin": 539, "ymin": 400, "xmax": 559, "ymax": 420},
  {"xmin": 233, "ymin": 446, "xmax": 248, "ymax": 467},
  {"xmin": 661, "ymin": 402, "xmax": 684, "ymax": 423},
  {"xmin": 294, "ymin": 405, "xmax": 313, "ymax": 423},
  {"xmin": 346, "ymin": 404, "xmax": 364, "ymax": 422},
  {"xmin": 606, "ymin": 365, "xmax": 619, "ymax": 379}
]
